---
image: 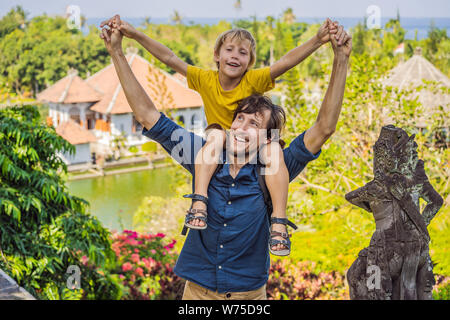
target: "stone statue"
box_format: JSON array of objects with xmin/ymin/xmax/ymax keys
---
[{"xmin": 345, "ymin": 125, "xmax": 444, "ymax": 300}]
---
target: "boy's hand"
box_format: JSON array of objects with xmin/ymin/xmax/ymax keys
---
[
  {"xmin": 100, "ymin": 26, "xmax": 123, "ymax": 55},
  {"xmin": 316, "ymin": 18, "xmax": 338, "ymax": 45},
  {"xmin": 100, "ymin": 15, "xmax": 138, "ymax": 39},
  {"xmin": 330, "ymin": 25, "xmax": 352, "ymax": 58}
]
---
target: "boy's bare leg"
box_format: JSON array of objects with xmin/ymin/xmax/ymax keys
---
[
  {"xmin": 189, "ymin": 128, "xmax": 226, "ymax": 227},
  {"xmin": 262, "ymin": 142, "xmax": 289, "ymax": 252}
]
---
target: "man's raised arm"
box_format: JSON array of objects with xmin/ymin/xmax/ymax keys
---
[
  {"xmin": 303, "ymin": 28, "xmax": 352, "ymax": 155},
  {"xmin": 101, "ymin": 26, "xmax": 161, "ymax": 130}
]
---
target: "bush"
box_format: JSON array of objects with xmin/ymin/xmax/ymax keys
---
[
  {"xmin": 109, "ymin": 230, "xmax": 184, "ymax": 300},
  {"xmin": 0, "ymin": 105, "xmax": 121, "ymax": 300},
  {"xmin": 433, "ymin": 275, "xmax": 450, "ymax": 300},
  {"xmin": 267, "ymin": 259, "xmax": 349, "ymax": 300}
]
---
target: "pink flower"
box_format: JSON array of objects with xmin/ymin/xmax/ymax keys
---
[
  {"xmin": 81, "ymin": 255, "xmax": 88, "ymax": 265},
  {"xmin": 131, "ymin": 253, "xmax": 140, "ymax": 263},
  {"xmin": 135, "ymin": 267, "xmax": 144, "ymax": 277},
  {"xmin": 143, "ymin": 258, "xmax": 156, "ymax": 271},
  {"xmin": 150, "ymin": 249, "xmax": 156, "ymax": 255},
  {"xmin": 122, "ymin": 262, "xmax": 133, "ymax": 272},
  {"xmin": 156, "ymin": 233, "xmax": 165, "ymax": 238},
  {"xmin": 119, "ymin": 275, "xmax": 125, "ymax": 279}
]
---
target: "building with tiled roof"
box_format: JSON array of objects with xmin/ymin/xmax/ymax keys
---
[
  {"xmin": 55, "ymin": 120, "xmax": 98, "ymax": 164},
  {"xmin": 37, "ymin": 68, "xmax": 102, "ymax": 104},
  {"xmin": 37, "ymin": 48, "xmax": 205, "ymax": 164}
]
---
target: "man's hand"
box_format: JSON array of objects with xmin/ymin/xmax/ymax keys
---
[
  {"xmin": 316, "ymin": 18, "xmax": 338, "ymax": 45},
  {"xmin": 100, "ymin": 25, "xmax": 123, "ymax": 55},
  {"xmin": 330, "ymin": 25, "xmax": 352, "ymax": 58},
  {"xmin": 100, "ymin": 14, "xmax": 138, "ymax": 39}
]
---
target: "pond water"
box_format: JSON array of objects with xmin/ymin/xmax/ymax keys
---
[{"xmin": 66, "ymin": 167, "xmax": 176, "ymax": 232}]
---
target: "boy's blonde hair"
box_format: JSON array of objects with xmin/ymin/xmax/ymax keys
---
[{"xmin": 214, "ymin": 28, "xmax": 257, "ymax": 70}]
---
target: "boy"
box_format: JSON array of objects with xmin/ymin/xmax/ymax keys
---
[{"xmin": 101, "ymin": 16, "xmax": 343, "ymax": 255}]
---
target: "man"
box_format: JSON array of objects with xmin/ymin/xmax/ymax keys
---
[{"xmin": 101, "ymin": 22, "xmax": 351, "ymax": 300}]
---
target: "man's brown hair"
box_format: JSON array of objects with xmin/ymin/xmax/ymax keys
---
[
  {"xmin": 232, "ymin": 94, "xmax": 286, "ymax": 148},
  {"xmin": 214, "ymin": 28, "xmax": 257, "ymax": 70}
]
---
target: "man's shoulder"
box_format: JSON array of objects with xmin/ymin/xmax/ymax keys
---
[
  {"xmin": 141, "ymin": 112, "xmax": 205, "ymax": 175},
  {"xmin": 283, "ymin": 130, "xmax": 322, "ymax": 182}
]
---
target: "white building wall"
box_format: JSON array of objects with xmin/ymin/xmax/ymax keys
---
[
  {"xmin": 172, "ymin": 107, "xmax": 206, "ymax": 133},
  {"xmin": 111, "ymin": 113, "xmax": 132, "ymax": 136},
  {"xmin": 60, "ymin": 143, "xmax": 92, "ymax": 165}
]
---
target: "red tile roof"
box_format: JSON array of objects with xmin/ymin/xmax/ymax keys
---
[
  {"xmin": 37, "ymin": 69, "xmax": 102, "ymax": 104},
  {"xmin": 86, "ymin": 52, "xmax": 203, "ymax": 114},
  {"xmin": 37, "ymin": 53, "xmax": 203, "ymax": 114},
  {"xmin": 55, "ymin": 120, "xmax": 97, "ymax": 145}
]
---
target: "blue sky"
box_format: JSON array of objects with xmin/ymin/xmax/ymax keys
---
[{"xmin": 1, "ymin": 0, "xmax": 449, "ymax": 18}]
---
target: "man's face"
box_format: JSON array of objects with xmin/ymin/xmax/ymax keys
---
[
  {"xmin": 214, "ymin": 37, "xmax": 252, "ymax": 79},
  {"xmin": 228, "ymin": 107, "xmax": 271, "ymax": 161}
]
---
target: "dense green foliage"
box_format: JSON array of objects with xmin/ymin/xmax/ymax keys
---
[
  {"xmin": 0, "ymin": 7, "xmax": 109, "ymax": 96},
  {"xmin": 281, "ymin": 49, "xmax": 449, "ymax": 276},
  {"xmin": 0, "ymin": 105, "xmax": 121, "ymax": 299}
]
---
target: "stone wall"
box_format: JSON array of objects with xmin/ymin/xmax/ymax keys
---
[{"xmin": 0, "ymin": 269, "xmax": 36, "ymax": 300}]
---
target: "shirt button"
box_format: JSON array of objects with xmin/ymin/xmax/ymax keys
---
[
  {"xmin": 228, "ymin": 201, "xmax": 231, "ymax": 205},
  {"xmin": 231, "ymin": 183, "xmax": 235, "ymax": 187},
  {"xmin": 224, "ymin": 223, "xmax": 227, "ymax": 227},
  {"xmin": 218, "ymin": 266, "xmax": 222, "ymax": 269},
  {"xmin": 220, "ymin": 245, "xmax": 224, "ymax": 248}
]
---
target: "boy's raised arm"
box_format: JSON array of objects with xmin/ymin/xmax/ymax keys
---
[
  {"xmin": 101, "ymin": 15, "xmax": 189, "ymax": 76},
  {"xmin": 101, "ymin": 26, "xmax": 161, "ymax": 130},
  {"xmin": 270, "ymin": 19, "xmax": 338, "ymax": 80}
]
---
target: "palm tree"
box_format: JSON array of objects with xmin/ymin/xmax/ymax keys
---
[
  {"xmin": 282, "ymin": 8, "xmax": 296, "ymax": 25},
  {"xmin": 265, "ymin": 16, "xmax": 276, "ymax": 65},
  {"xmin": 143, "ymin": 16, "xmax": 151, "ymax": 28},
  {"xmin": 171, "ymin": 10, "xmax": 183, "ymax": 25},
  {"xmin": 234, "ymin": 0, "xmax": 242, "ymax": 11},
  {"xmin": 234, "ymin": 0, "xmax": 242, "ymax": 19}
]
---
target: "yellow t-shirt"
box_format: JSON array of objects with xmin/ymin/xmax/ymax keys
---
[{"xmin": 187, "ymin": 65, "xmax": 275, "ymax": 129}]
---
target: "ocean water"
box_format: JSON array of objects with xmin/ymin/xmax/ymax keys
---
[{"xmin": 88, "ymin": 16, "xmax": 450, "ymax": 40}]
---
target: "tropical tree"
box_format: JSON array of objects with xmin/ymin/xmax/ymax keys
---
[
  {"xmin": 282, "ymin": 8, "xmax": 296, "ymax": 25},
  {"xmin": 0, "ymin": 12, "xmax": 110, "ymax": 96},
  {"xmin": 0, "ymin": 105, "xmax": 122, "ymax": 299},
  {"xmin": 0, "ymin": 5, "xmax": 27, "ymax": 38},
  {"xmin": 234, "ymin": 0, "xmax": 242, "ymax": 15},
  {"xmin": 170, "ymin": 10, "xmax": 183, "ymax": 25}
]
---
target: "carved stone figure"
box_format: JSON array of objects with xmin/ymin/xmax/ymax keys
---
[{"xmin": 345, "ymin": 125, "xmax": 444, "ymax": 300}]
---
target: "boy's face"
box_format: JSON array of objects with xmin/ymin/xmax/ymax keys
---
[{"xmin": 214, "ymin": 37, "xmax": 252, "ymax": 79}]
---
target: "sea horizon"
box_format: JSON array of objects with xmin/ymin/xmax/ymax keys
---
[{"xmin": 86, "ymin": 16, "xmax": 450, "ymax": 40}]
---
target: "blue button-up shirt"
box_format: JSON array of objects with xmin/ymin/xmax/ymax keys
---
[{"xmin": 142, "ymin": 113, "xmax": 321, "ymax": 293}]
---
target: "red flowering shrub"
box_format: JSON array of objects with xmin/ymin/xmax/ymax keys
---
[
  {"xmin": 267, "ymin": 259, "xmax": 349, "ymax": 300},
  {"xmin": 110, "ymin": 230, "xmax": 184, "ymax": 300},
  {"xmin": 109, "ymin": 231, "xmax": 349, "ymax": 300}
]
